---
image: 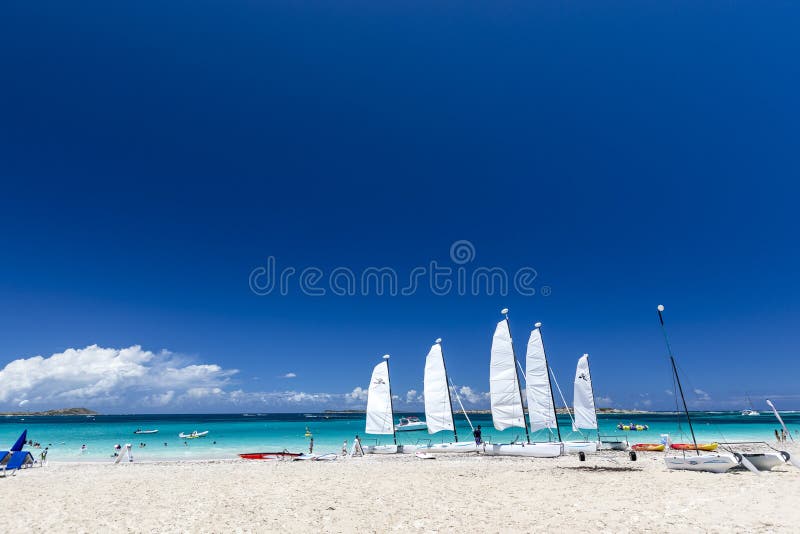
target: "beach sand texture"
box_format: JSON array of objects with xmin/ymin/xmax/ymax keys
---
[{"xmin": 7, "ymin": 452, "xmax": 799, "ymax": 532}]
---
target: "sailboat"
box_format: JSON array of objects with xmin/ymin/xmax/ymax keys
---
[
  {"xmin": 527, "ymin": 324, "xmax": 596, "ymax": 454},
  {"xmin": 741, "ymin": 394, "xmax": 760, "ymax": 416},
  {"xmin": 567, "ymin": 353, "xmax": 608, "ymax": 452},
  {"xmin": 422, "ymin": 339, "xmax": 480, "ymax": 453},
  {"xmin": 483, "ymin": 309, "xmax": 563, "ymax": 458},
  {"xmin": 656, "ymin": 305, "xmax": 738, "ymax": 473},
  {"xmin": 363, "ymin": 355, "xmax": 416, "ymax": 454}
]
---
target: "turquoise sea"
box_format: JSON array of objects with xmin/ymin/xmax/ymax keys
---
[{"xmin": 3, "ymin": 411, "xmax": 798, "ymax": 462}]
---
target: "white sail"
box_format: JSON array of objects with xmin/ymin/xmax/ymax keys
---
[
  {"xmin": 365, "ymin": 361, "xmax": 394, "ymax": 435},
  {"xmin": 573, "ymin": 354, "xmax": 597, "ymax": 430},
  {"xmin": 526, "ymin": 327, "xmax": 557, "ymax": 432},
  {"xmin": 424, "ymin": 342, "xmax": 454, "ymax": 434},
  {"xmin": 490, "ymin": 319, "xmax": 526, "ymax": 430}
]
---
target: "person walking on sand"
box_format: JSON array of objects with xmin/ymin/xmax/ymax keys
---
[
  {"xmin": 309, "ymin": 437, "xmax": 314, "ymax": 454},
  {"xmin": 473, "ymin": 425, "xmax": 482, "ymax": 445},
  {"xmin": 341, "ymin": 440, "xmax": 348, "ymax": 456},
  {"xmin": 775, "ymin": 429, "xmax": 781, "ymax": 442}
]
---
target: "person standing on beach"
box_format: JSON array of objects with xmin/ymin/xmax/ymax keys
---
[
  {"xmin": 309, "ymin": 437, "xmax": 314, "ymax": 454},
  {"xmin": 775, "ymin": 429, "xmax": 781, "ymax": 441},
  {"xmin": 341, "ymin": 440, "xmax": 348, "ymax": 456},
  {"xmin": 473, "ymin": 425, "xmax": 482, "ymax": 445}
]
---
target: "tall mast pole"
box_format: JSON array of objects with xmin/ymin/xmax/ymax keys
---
[
  {"xmin": 657, "ymin": 305, "xmax": 699, "ymax": 455},
  {"xmin": 583, "ymin": 353, "xmax": 598, "ymax": 438},
  {"xmin": 537, "ymin": 322, "xmax": 562, "ymax": 442},
  {"xmin": 384, "ymin": 354, "xmax": 397, "ymax": 445},
  {"xmin": 437, "ymin": 338, "xmax": 459, "ymax": 443},
  {"xmin": 503, "ymin": 308, "xmax": 531, "ymax": 444}
]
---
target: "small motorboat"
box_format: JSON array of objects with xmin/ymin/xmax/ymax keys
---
[
  {"xmin": 740, "ymin": 409, "xmax": 760, "ymax": 416},
  {"xmin": 670, "ymin": 442, "xmax": 718, "ymax": 451},
  {"xmin": 617, "ymin": 424, "xmax": 649, "ymax": 431},
  {"xmin": 631, "ymin": 443, "xmax": 666, "ymax": 452},
  {"xmin": 178, "ymin": 431, "xmax": 209, "ymax": 439},
  {"xmin": 396, "ymin": 416, "xmax": 427, "ymax": 432},
  {"xmin": 239, "ymin": 451, "xmax": 301, "ymax": 460},
  {"xmin": 133, "ymin": 429, "xmax": 159, "ymax": 435}
]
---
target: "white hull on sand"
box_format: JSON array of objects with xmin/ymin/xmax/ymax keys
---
[
  {"xmin": 563, "ymin": 441, "xmax": 598, "ymax": 454},
  {"xmin": 482, "ymin": 442, "xmax": 563, "ymax": 458},
  {"xmin": 600, "ymin": 440, "xmax": 628, "ymax": 451},
  {"xmin": 740, "ymin": 453, "xmax": 785, "ymax": 471},
  {"xmin": 425, "ymin": 442, "xmax": 480, "ymax": 454},
  {"xmin": 363, "ymin": 444, "xmax": 420, "ymax": 454},
  {"xmin": 665, "ymin": 454, "xmax": 738, "ymax": 473}
]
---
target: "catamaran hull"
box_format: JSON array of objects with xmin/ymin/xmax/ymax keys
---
[
  {"xmin": 363, "ymin": 444, "xmax": 420, "ymax": 454},
  {"xmin": 600, "ymin": 440, "xmax": 628, "ymax": 451},
  {"xmin": 563, "ymin": 441, "xmax": 598, "ymax": 454},
  {"xmin": 425, "ymin": 442, "xmax": 480, "ymax": 454},
  {"xmin": 742, "ymin": 453, "xmax": 784, "ymax": 471},
  {"xmin": 664, "ymin": 454, "xmax": 737, "ymax": 473},
  {"xmin": 482, "ymin": 442, "xmax": 563, "ymax": 458}
]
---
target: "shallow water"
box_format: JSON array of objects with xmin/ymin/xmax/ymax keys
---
[{"xmin": 3, "ymin": 411, "xmax": 797, "ymax": 462}]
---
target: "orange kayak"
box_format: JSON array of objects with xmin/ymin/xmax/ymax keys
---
[
  {"xmin": 670, "ymin": 442, "xmax": 718, "ymax": 451},
  {"xmin": 631, "ymin": 443, "xmax": 665, "ymax": 452}
]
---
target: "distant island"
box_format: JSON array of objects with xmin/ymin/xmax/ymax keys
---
[{"xmin": 0, "ymin": 407, "xmax": 98, "ymax": 416}]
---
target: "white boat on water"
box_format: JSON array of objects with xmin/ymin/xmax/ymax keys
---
[
  {"xmin": 133, "ymin": 429, "xmax": 159, "ymax": 435},
  {"xmin": 178, "ymin": 431, "xmax": 209, "ymax": 439},
  {"xmin": 741, "ymin": 409, "xmax": 760, "ymax": 416},
  {"xmin": 396, "ymin": 416, "xmax": 427, "ymax": 432}
]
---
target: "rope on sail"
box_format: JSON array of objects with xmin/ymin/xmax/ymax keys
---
[{"xmin": 449, "ymin": 378, "xmax": 474, "ymax": 432}]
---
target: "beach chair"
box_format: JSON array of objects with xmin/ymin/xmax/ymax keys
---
[
  {"xmin": 0, "ymin": 452, "xmax": 10, "ymax": 465},
  {"xmin": 1, "ymin": 451, "xmax": 34, "ymax": 477}
]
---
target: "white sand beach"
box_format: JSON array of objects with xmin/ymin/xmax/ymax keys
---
[{"xmin": 7, "ymin": 452, "xmax": 799, "ymax": 532}]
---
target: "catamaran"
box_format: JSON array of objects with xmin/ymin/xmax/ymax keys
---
[
  {"xmin": 363, "ymin": 355, "xmax": 417, "ymax": 454},
  {"xmin": 527, "ymin": 325, "xmax": 596, "ymax": 455},
  {"xmin": 656, "ymin": 305, "xmax": 740, "ymax": 473},
  {"xmin": 422, "ymin": 339, "xmax": 480, "ymax": 453},
  {"xmin": 483, "ymin": 310, "xmax": 563, "ymax": 458}
]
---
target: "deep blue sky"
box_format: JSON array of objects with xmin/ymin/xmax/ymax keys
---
[{"xmin": 1, "ymin": 1, "xmax": 798, "ymax": 412}]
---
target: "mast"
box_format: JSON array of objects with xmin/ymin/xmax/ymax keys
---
[
  {"xmin": 384, "ymin": 354, "xmax": 397, "ymax": 445},
  {"xmin": 503, "ymin": 308, "xmax": 531, "ymax": 444},
  {"xmin": 437, "ymin": 338, "xmax": 459, "ymax": 443},
  {"xmin": 537, "ymin": 322, "xmax": 562, "ymax": 442},
  {"xmin": 584, "ymin": 353, "xmax": 598, "ymax": 439},
  {"xmin": 657, "ymin": 305, "xmax": 699, "ymax": 455}
]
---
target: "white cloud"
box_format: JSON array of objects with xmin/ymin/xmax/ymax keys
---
[
  {"xmin": 348, "ymin": 387, "xmax": 368, "ymax": 402},
  {"xmin": 595, "ymin": 395, "xmax": 612, "ymax": 406},
  {"xmin": 405, "ymin": 389, "xmax": 422, "ymax": 403},
  {"xmin": 694, "ymin": 389, "xmax": 711, "ymax": 402},
  {"xmin": 18, "ymin": 399, "xmax": 29, "ymax": 407},
  {"xmin": 457, "ymin": 386, "xmax": 490, "ymax": 405},
  {"xmin": 641, "ymin": 399, "xmax": 653, "ymax": 407},
  {"xmin": 665, "ymin": 389, "xmax": 674, "ymax": 396},
  {"xmin": 0, "ymin": 345, "xmax": 236, "ymax": 410},
  {"xmin": 282, "ymin": 372, "xmax": 297, "ymax": 379}
]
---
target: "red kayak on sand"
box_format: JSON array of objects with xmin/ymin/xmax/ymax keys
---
[
  {"xmin": 239, "ymin": 451, "xmax": 302, "ymax": 460},
  {"xmin": 631, "ymin": 443, "xmax": 665, "ymax": 452},
  {"xmin": 670, "ymin": 442, "xmax": 718, "ymax": 451}
]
